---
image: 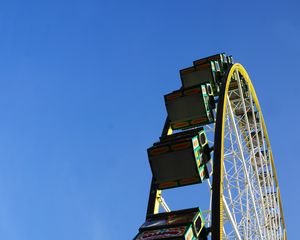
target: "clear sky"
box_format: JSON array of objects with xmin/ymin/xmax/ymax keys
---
[{"xmin": 0, "ymin": 0, "xmax": 299, "ymax": 239}]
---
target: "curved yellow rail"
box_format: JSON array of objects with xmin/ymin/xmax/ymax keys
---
[{"xmin": 211, "ymin": 63, "xmax": 286, "ymax": 239}]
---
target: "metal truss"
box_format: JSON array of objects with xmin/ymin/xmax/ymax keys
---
[{"xmin": 214, "ymin": 67, "xmax": 285, "ymax": 239}]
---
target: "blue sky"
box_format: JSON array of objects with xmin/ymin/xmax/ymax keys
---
[{"xmin": 0, "ymin": 0, "xmax": 299, "ymax": 239}]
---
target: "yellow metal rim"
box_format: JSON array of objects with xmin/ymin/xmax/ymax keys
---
[{"xmin": 217, "ymin": 63, "xmax": 286, "ymax": 238}]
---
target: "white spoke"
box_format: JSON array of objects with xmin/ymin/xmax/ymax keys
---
[
  {"xmin": 223, "ymin": 196, "xmax": 242, "ymax": 240},
  {"xmin": 225, "ymin": 95, "xmax": 263, "ymax": 239}
]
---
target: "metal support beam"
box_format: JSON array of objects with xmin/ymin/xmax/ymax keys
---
[
  {"xmin": 223, "ymin": 196, "xmax": 242, "ymax": 240},
  {"xmin": 146, "ymin": 117, "xmax": 172, "ymax": 217}
]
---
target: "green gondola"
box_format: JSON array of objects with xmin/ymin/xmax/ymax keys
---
[
  {"xmin": 133, "ymin": 207, "xmax": 209, "ymax": 240},
  {"xmin": 193, "ymin": 53, "xmax": 229, "ymax": 74},
  {"xmin": 164, "ymin": 84, "xmax": 214, "ymax": 130},
  {"xmin": 148, "ymin": 128, "xmax": 211, "ymax": 190},
  {"xmin": 180, "ymin": 61, "xmax": 221, "ymax": 95}
]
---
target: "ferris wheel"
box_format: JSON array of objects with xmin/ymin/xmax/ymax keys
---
[{"xmin": 133, "ymin": 53, "xmax": 286, "ymax": 240}]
